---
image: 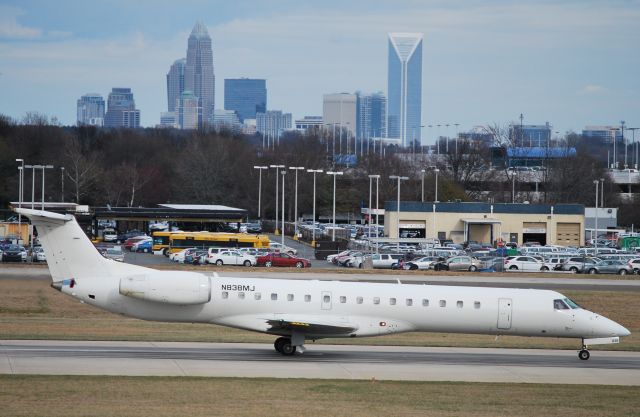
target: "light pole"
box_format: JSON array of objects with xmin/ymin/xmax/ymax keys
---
[
  {"xmin": 60, "ymin": 167, "xmax": 65, "ymax": 202},
  {"xmin": 253, "ymin": 166, "xmax": 268, "ymax": 219},
  {"xmin": 431, "ymin": 167, "xmax": 440, "ymax": 202},
  {"xmin": 454, "ymin": 123, "xmax": 460, "ymax": 156},
  {"xmin": 25, "ymin": 164, "xmax": 43, "ymax": 209},
  {"xmin": 421, "ymin": 169, "xmax": 425, "ymax": 202},
  {"xmin": 512, "ymin": 172, "xmax": 516, "ymax": 203},
  {"xmin": 307, "ymin": 169, "xmax": 323, "ymax": 247},
  {"xmin": 368, "ymin": 174, "xmax": 380, "ymax": 250},
  {"xmin": 628, "ymin": 127, "xmax": 639, "ymax": 169},
  {"xmin": 281, "ymin": 170, "xmax": 287, "ymax": 247},
  {"xmin": 40, "ymin": 165, "xmax": 54, "ymax": 209},
  {"xmin": 269, "ymin": 164, "xmax": 285, "ymax": 234},
  {"xmin": 622, "ymin": 120, "xmax": 627, "ymax": 169},
  {"xmin": 594, "ymin": 180, "xmax": 599, "ymax": 254},
  {"xmin": 389, "ymin": 175, "xmax": 409, "ymax": 251},
  {"xmin": 16, "ymin": 159, "xmax": 24, "ymax": 231},
  {"xmin": 289, "ymin": 166, "xmax": 305, "ymax": 239},
  {"xmin": 600, "ymin": 178, "xmax": 604, "ymax": 208},
  {"xmin": 326, "ymin": 171, "xmax": 343, "ymax": 241}
]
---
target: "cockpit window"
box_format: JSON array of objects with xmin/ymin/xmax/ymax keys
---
[
  {"xmin": 553, "ymin": 299, "xmax": 570, "ymax": 310},
  {"xmin": 564, "ymin": 298, "xmax": 581, "ymax": 309}
]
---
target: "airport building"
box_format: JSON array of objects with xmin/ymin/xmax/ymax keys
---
[{"xmin": 384, "ymin": 202, "xmax": 585, "ymax": 247}]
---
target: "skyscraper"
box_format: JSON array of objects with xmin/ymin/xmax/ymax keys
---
[
  {"xmin": 256, "ymin": 110, "xmax": 292, "ymax": 138},
  {"xmin": 166, "ymin": 58, "xmax": 186, "ymax": 112},
  {"xmin": 184, "ymin": 21, "xmax": 215, "ymax": 126},
  {"xmin": 323, "ymin": 93, "xmax": 357, "ymax": 139},
  {"xmin": 356, "ymin": 92, "xmax": 387, "ymax": 140},
  {"xmin": 104, "ymin": 88, "xmax": 140, "ymax": 128},
  {"xmin": 76, "ymin": 93, "xmax": 105, "ymax": 126},
  {"xmin": 177, "ymin": 90, "xmax": 202, "ymax": 130},
  {"xmin": 387, "ymin": 32, "xmax": 423, "ymax": 147},
  {"xmin": 224, "ymin": 78, "xmax": 266, "ymax": 122}
]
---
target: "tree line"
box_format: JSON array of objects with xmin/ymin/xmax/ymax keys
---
[{"xmin": 0, "ymin": 113, "xmax": 637, "ymax": 227}]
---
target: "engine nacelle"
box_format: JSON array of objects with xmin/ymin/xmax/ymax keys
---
[{"xmin": 119, "ymin": 271, "xmax": 211, "ymax": 305}]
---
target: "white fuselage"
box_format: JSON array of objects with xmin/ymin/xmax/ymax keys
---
[{"xmin": 60, "ymin": 272, "xmax": 626, "ymax": 341}]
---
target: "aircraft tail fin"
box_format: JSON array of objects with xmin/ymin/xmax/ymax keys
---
[{"xmin": 14, "ymin": 208, "xmax": 117, "ymax": 281}]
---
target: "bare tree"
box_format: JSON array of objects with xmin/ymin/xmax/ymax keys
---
[{"xmin": 63, "ymin": 137, "xmax": 101, "ymax": 203}]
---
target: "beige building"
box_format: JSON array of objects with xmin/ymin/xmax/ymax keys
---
[
  {"xmin": 322, "ymin": 93, "xmax": 357, "ymax": 138},
  {"xmin": 384, "ymin": 202, "xmax": 584, "ymax": 247}
]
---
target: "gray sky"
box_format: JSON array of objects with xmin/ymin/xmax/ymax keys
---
[{"xmin": 0, "ymin": 0, "xmax": 638, "ymax": 139}]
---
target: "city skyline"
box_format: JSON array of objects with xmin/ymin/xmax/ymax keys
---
[{"xmin": 0, "ymin": 1, "xmax": 638, "ymax": 136}]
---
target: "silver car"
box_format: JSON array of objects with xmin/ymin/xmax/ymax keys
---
[
  {"xmin": 584, "ymin": 260, "xmax": 633, "ymax": 275},
  {"xmin": 433, "ymin": 255, "xmax": 482, "ymax": 272}
]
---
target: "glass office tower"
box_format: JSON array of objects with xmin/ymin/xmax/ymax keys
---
[{"xmin": 224, "ymin": 78, "xmax": 266, "ymax": 122}]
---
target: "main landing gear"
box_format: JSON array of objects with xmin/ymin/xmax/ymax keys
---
[
  {"xmin": 274, "ymin": 337, "xmax": 296, "ymax": 355},
  {"xmin": 274, "ymin": 335, "xmax": 306, "ymax": 356}
]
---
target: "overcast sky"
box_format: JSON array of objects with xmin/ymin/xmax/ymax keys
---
[{"xmin": 0, "ymin": 0, "xmax": 638, "ymax": 139}]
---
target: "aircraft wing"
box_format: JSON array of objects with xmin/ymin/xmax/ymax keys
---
[{"xmin": 265, "ymin": 315, "xmax": 357, "ymax": 335}]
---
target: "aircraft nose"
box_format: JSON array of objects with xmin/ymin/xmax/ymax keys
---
[{"xmin": 617, "ymin": 324, "xmax": 631, "ymax": 337}]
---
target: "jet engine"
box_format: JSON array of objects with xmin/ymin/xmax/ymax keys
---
[{"xmin": 119, "ymin": 272, "xmax": 211, "ymax": 305}]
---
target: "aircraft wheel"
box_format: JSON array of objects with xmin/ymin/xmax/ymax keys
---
[
  {"xmin": 578, "ymin": 349, "xmax": 590, "ymax": 360},
  {"xmin": 280, "ymin": 340, "xmax": 296, "ymax": 356},
  {"xmin": 274, "ymin": 337, "xmax": 287, "ymax": 353}
]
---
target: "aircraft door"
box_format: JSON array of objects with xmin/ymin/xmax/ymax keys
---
[
  {"xmin": 321, "ymin": 291, "xmax": 332, "ymax": 310},
  {"xmin": 497, "ymin": 298, "xmax": 512, "ymax": 330}
]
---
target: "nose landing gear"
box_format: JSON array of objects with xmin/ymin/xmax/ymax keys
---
[{"xmin": 578, "ymin": 348, "xmax": 590, "ymax": 360}]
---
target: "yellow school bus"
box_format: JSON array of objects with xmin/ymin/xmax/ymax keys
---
[{"xmin": 168, "ymin": 232, "xmax": 269, "ymax": 254}]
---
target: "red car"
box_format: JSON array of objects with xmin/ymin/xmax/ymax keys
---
[
  {"xmin": 123, "ymin": 236, "xmax": 149, "ymax": 251},
  {"xmin": 256, "ymin": 252, "xmax": 311, "ymax": 268}
]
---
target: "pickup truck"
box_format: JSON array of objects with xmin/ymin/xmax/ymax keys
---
[{"xmin": 371, "ymin": 253, "xmax": 404, "ymax": 269}]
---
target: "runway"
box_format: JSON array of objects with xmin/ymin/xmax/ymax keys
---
[{"xmin": 1, "ymin": 340, "xmax": 639, "ymax": 385}]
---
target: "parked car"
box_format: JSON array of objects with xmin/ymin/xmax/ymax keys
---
[
  {"xmin": 269, "ymin": 242, "xmax": 297, "ymax": 255},
  {"xmin": 504, "ymin": 256, "xmax": 544, "ymax": 272},
  {"xmin": 404, "ymin": 256, "xmax": 441, "ymax": 270},
  {"xmin": 102, "ymin": 247, "xmax": 124, "ymax": 262},
  {"xmin": 171, "ymin": 248, "xmax": 198, "ymax": 263},
  {"xmin": 184, "ymin": 249, "xmax": 209, "ymax": 265},
  {"xmin": 1, "ymin": 244, "xmax": 27, "ymax": 262},
  {"xmin": 584, "ymin": 259, "xmax": 633, "ymax": 275},
  {"xmin": 327, "ymin": 250, "xmax": 353, "ymax": 264},
  {"xmin": 117, "ymin": 230, "xmax": 145, "ymax": 244},
  {"xmin": 132, "ymin": 239, "xmax": 153, "ymax": 253},
  {"xmin": 256, "ymin": 252, "xmax": 310, "ymax": 268},
  {"xmin": 31, "ymin": 246, "xmax": 46, "ymax": 262},
  {"xmin": 432, "ymin": 256, "xmax": 482, "ymax": 272},
  {"xmin": 628, "ymin": 258, "xmax": 640, "ymax": 274},
  {"xmin": 208, "ymin": 249, "xmax": 256, "ymax": 266},
  {"xmin": 560, "ymin": 257, "xmax": 600, "ymax": 273},
  {"xmin": 124, "ymin": 236, "xmax": 150, "ymax": 251},
  {"xmin": 102, "ymin": 228, "xmax": 118, "ymax": 243}
]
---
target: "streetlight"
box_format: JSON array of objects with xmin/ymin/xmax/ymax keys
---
[
  {"xmin": 628, "ymin": 127, "xmax": 639, "ymax": 169},
  {"xmin": 307, "ymin": 169, "xmax": 323, "ymax": 247},
  {"xmin": 253, "ymin": 166, "xmax": 268, "ymax": 219},
  {"xmin": 420, "ymin": 169, "xmax": 425, "ymax": 202},
  {"xmin": 289, "ymin": 166, "xmax": 305, "ymax": 239},
  {"xmin": 60, "ymin": 167, "xmax": 65, "ymax": 202},
  {"xmin": 594, "ymin": 180, "xmax": 599, "ymax": 254},
  {"xmin": 600, "ymin": 178, "xmax": 604, "ymax": 208},
  {"xmin": 368, "ymin": 174, "xmax": 380, "ymax": 250},
  {"xmin": 389, "ymin": 175, "xmax": 409, "ymax": 251},
  {"xmin": 281, "ymin": 170, "xmax": 287, "ymax": 247},
  {"xmin": 25, "ymin": 164, "xmax": 43, "ymax": 209},
  {"xmin": 326, "ymin": 171, "xmax": 344, "ymax": 241},
  {"xmin": 269, "ymin": 164, "xmax": 285, "ymax": 234},
  {"xmin": 40, "ymin": 165, "xmax": 54, "ymax": 209},
  {"xmin": 16, "ymin": 159, "xmax": 24, "ymax": 229}
]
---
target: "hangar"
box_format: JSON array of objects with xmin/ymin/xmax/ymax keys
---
[{"xmin": 384, "ymin": 202, "xmax": 584, "ymax": 247}]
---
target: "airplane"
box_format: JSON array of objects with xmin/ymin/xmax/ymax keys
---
[{"xmin": 17, "ymin": 208, "xmax": 630, "ymax": 360}]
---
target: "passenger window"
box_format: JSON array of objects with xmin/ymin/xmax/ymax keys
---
[
  {"xmin": 553, "ymin": 299, "xmax": 569, "ymax": 310},
  {"xmin": 340, "ymin": 296, "xmax": 346, "ymax": 303},
  {"xmin": 304, "ymin": 294, "xmax": 311, "ymax": 302},
  {"xmin": 238, "ymin": 292, "xmax": 245, "ymax": 299},
  {"xmin": 222, "ymin": 291, "xmax": 229, "ymax": 299},
  {"xmin": 323, "ymin": 295, "xmax": 330, "ymax": 303},
  {"xmin": 287, "ymin": 294, "xmax": 294, "ymax": 301},
  {"xmin": 457, "ymin": 301, "xmax": 463, "ymax": 308},
  {"xmin": 406, "ymin": 298, "xmax": 413, "ymax": 306},
  {"xmin": 439, "ymin": 300, "xmax": 446, "ymax": 308},
  {"xmin": 422, "ymin": 299, "xmax": 429, "ymax": 307},
  {"xmin": 389, "ymin": 298, "xmax": 396, "ymax": 305},
  {"xmin": 474, "ymin": 301, "xmax": 481, "ymax": 309},
  {"xmin": 356, "ymin": 296, "xmax": 363, "ymax": 304},
  {"xmin": 373, "ymin": 297, "xmax": 380, "ymax": 305},
  {"xmin": 271, "ymin": 293, "xmax": 278, "ymax": 301},
  {"xmin": 254, "ymin": 292, "xmax": 261, "ymax": 300}
]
